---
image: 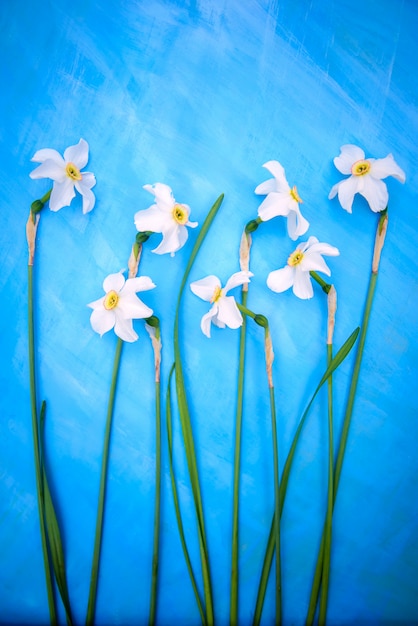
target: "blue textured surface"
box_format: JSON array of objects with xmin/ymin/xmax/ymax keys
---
[{"xmin": 1, "ymin": 0, "xmax": 418, "ymax": 624}]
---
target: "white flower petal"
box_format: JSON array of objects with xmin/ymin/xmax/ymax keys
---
[
  {"xmin": 305, "ymin": 241, "xmax": 339, "ymax": 257},
  {"xmin": 114, "ymin": 315, "xmax": 138, "ymax": 342},
  {"xmin": 254, "ymin": 178, "xmax": 278, "ymax": 195},
  {"xmin": 336, "ymin": 176, "xmax": 360, "ymax": 213},
  {"xmin": 217, "ymin": 296, "xmax": 243, "ymax": 329},
  {"xmin": 262, "ymin": 160, "xmax": 289, "ymax": 191},
  {"xmin": 359, "ymin": 177, "xmax": 389, "ymax": 213},
  {"xmin": 333, "ymin": 145, "xmax": 365, "ymax": 174},
  {"xmin": 200, "ymin": 307, "xmax": 216, "ymax": 337},
  {"xmin": 144, "ymin": 183, "xmax": 174, "ymax": 212},
  {"xmin": 186, "ymin": 219, "xmax": 198, "ymax": 228},
  {"xmin": 103, "ymin": 272, "xmax": 125, "ymax": 293},
  {"xmin": 87, "ymin": 296, "xmax": 106, "ymax": 310},
  {"xmin": 90, "ymin": 308, "xmax": 115, "ymax": 336},
  {"xmin": 134, "ymin": 206, "xmax": 167, "ymax": 233},
  {"xmin": 118, "ymin": 294, "xmax": 153, "ymax": 320},
  {"xmin": 266, "ymin": 266, "xmax": 294, "ymax": 293},
  {"xmin": 29, "ymin": 159, "xmax": 66, "ymax": 182},
  {"xmin": 77, "ymin": 171, "xmax": 97, "ymax": 190},
  {"xmin": 258, "ymin": 192, "xmax": 291, "ymax": 221},
  {"xmin": 31, "ymin": 148, "xmax": 64, "ymax": 164},
  {"xmin": 190, "ymin": 275, "xmax": 221, "ymax": 302},
  {"xmin": 49, "ymin": 179, "xmax": 76, "ymax": 212},
  {"xmin": 286, "ymin": 207, "xmax": 310, "ymax": 240},
  {"xmin": 224, "ymin": 271, "xmax": 253, "ymax": 294},
  {"xmin": 370, "ymin": 154, "xmax": 406, "ymax": 183},
  {"xmin": 293, "ymin": 270, "xmax": 313, "ymax": 299},
  {"xmin": 64, "ymin": 139, "xmax": 89, "ymax": 170},
  {"xmin": 151, "ymin": 224, "xmax": 184, "ymax": 255},
  {"xmin": 123, "ymin": 276, "xmax": 156, "ymax": 294},
  {"xmin": 75, "ymin": 178, "xmax": 96, "ymax": 213},
  {"xmin": 300, "ymin": 252, "xmax": 331, "ymax": 276}
]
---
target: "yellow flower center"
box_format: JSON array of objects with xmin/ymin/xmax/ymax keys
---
[
  {"xmin": 210, "ymin": 285, "xmax": 222, "ymax": 303},
  {"xmin": 172, "ymin": 203, "xmax": 188, "ymax": 225},
  {"xmin": 288, "ymin": 250, "xmax": 304, "ymax": 266},
  {"xmin": 351, "ymin": 160, "xmax": 371, "ymax": 176},
  {"xmin": 66, "ymin": 162, "xmax": 82, "ymax": 181},
  {"xmin": 290, "ymin": 185, "xmax": 303, "ymax": 203},
  {"xmin": 104, "ymin": 290, "xmax": 119, "ymax": 310}
]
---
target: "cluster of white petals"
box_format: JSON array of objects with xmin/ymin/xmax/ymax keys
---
[
  {"xmin": 29, "ymin": 138, "xmax": 96, "ymax": 213},
  {"xmin": 134, "ymin": 183, "xmax": 197, "ymax": 256},
  {"xmin": 329, "ymin": 144, "xmax": 406, "ymax": 213},
  {"xmin": 190, "ymin": 271, "xmax": 253, "ymax": 337},
  {"xmin": 255, "ymin": 160, "xmax": 309, "ymax": 240},
  {"xmin": 88, "ymin": 271, "xmax": 155, "ymax": 342},
  {"xmin": 267, "ymin": 236, "xmax": 340, "ymax": 300}
]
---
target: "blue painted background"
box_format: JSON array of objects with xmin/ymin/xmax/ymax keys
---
[{"xmin": 1, "ymin": 0, "xmax": 417, "ymax": 624}]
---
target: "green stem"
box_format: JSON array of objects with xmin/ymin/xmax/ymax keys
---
[
  {"xmin": 318, "ymin": 344, "xmax": 334, "ymax": 626},
  {"xmin": 230, "ymin": 289, "xmax": 248, "ymax": 626},
  {"xmin": 306, "ymin": 213, "xmax": 386, "ymax": 624},
  {"xmin": 166, "ymin": 364, "xmax": 207, "ymax": 625},
  {"xmin": 148, "ymin": 325, "xmax": 162, "ymax": 626},
  {"xmin": 252, "ymin": 328, "xmax": 360, "ymax": 626},
  {"xmin": 86, "ymin": 338, "xmax": 124, "ymax": 626},
  {"xmin": 172, "ymin": 194, "xmax": 224, "ymax": 625},
  {"xmin": 28, "ymin": 261, "xmax": 58, "ymax": 626},
  {"xmin": 269, "ymin": 381, "xmax": 282, "ymax": 626},
  {"xmin": 237, "ymin": 304, "xmax": 282, "ymax": 624}
]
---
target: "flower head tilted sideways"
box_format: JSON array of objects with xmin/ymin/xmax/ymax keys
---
[
  {"xmin": 29, "ymin": 138, "xmax": 96, "ymax": 213},
  {"xmin": 328, "ymin": 144, "xmax": 406, "ymax": 213},
  {"xmin": 88, "ymin": 271, "xmax": 156, "ymax": 342},
  {"xmin": 267, "ymin": 236, "xmax": 339, "ymax": 300},
  {"xmin": 255, "ymin": 160, "xmax": 310, "ymax": 240},
  {"xmin": 134, "ymin": 182, "xmax": 198, "ymax": 256},
  {"xmin": 190, "ymin": 271, "xmax": 253, "ymax": 337}
]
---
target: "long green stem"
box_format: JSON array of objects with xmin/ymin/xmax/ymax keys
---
[
  {"xmin": 86, "ymin": 338, "xmax": 124, "ymax": 626},
  {"xmin": 269, "ymin": 381, "xmax": 282, "ymax": 626},
  {"xmin": 148, "ymin": 322, "xmax": 162, "ymax": 626},
  {"xmin": 172, "ymin": 194, "xmax": 224, "ymax": 625},
  {"xmin": 236, "ymin": 305, "xmax": 282, "ymax": 624},
  {"xmin": 252, "ymin": 328, "xmax": 359, "ymax": 626},
  {"xmin": 230, "ymin": 288, "xmax": 248, "ymax": 625},
  {"xmin": 318, "ymin": 344, "xmax": 334, "ymax": 626},
  {"xmin": 305, "ymin": 212, "xmax": 387, "ymax": 624},
  {"xmin": 28, "ymin": 261, "xmax": 58, "ymax": 626},
  {"xmin": 166, "ymin": 364, "xmax": 207, "ymax": 625}
]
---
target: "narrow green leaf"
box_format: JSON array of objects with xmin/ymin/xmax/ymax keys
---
[
  {"xmin": 39, "ymin": 402, "xmax": 74, "ymax": 626},
  {"xmin": 252, "ymin": 327, "xmax": 359, "ymax": 625},
  {"xmin": 166, "ymin": 364, "xmax": 207, "ymax": 626},
  {"xmin": 171, "ymin": 193, "xmax": 224, "ymax": 625}
]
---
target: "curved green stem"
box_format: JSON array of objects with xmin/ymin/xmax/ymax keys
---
[
  {"xmin": 28, "ymin": 262, "xmax": 58, "ymax": 625},
  {"xmin": 166, "ymin": 364, "xmax": 207, "ymax": 625},
  {"xmin": 86, "ymin": 338, "xmax": 124, "ymax": 626},
  {"xmin": 172, "ymin": 193, "xmax": 224, "ymax": 625},
  {"xmin": 230, "ymin": 289, "xmax": 248, "ymax": 625}
]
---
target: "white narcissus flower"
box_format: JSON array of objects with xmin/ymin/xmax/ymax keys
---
[
  {"xmin": 255, "ymin": 160, "xmax": 309, "ymax": 240},
  {"xmin": 29, "ymin": 138, "xmax": 96, "ymax": 213},
  {"xmin": 328, "ymin": 144, "xmax": 406, "ymax": 213},
  {"xmin": 134, "ymin": 183, "xmax": 197, "ymax": 256},
  {"xmin": 267, "ymin": 236, "xmax": 339, "ymax": 300},
  {"xmin": 88, "ymin": 271, "xmax": 155, "ymax": 342},
  {"xmin": 190, "ymin": 271, "xmax": 253, "ymax": 337}
]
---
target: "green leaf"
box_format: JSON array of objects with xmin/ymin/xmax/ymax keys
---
[
  {"xmin": 252, "ymin": 327, "xmax": 360, "ymax": 626},
  {"xmin": 171, "ymin": 193, "xmax": 224, "ymax": 626},
  {"xmin": 39, "ymin": 402, "xmax": 74, "ymax": 626}
]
